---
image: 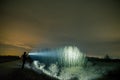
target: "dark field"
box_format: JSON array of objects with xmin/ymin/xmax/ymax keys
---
[
  {"xmin": 0, "ymin": 56, "xmax": 19, "ymax": 63},
  {"xmin": 0, "ymin": 68, "xmax": 58, "ymax": 80},
  {"xmin": 0, "ymin": 56, "xmax": 58, "ymax": 80},
  {"xmin": 96, "ymin": 68, "xmax": 120, "ymax": 80},
  {"xmin": 0, "ymin": 56, "xmax": 120, "ymax": 80}
]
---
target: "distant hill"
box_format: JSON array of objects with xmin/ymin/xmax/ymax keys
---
[
  {"xmin": 87, "ymin": 56, "xmax": 120, "ymax": 63},
  {"xmin": 0, "ymin": 56, "xmax": 20, "ymax": 63}
]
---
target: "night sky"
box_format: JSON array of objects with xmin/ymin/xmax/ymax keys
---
[{"xmin": 0, "ymin": 0, "xmax": 120, "ymax": 58}]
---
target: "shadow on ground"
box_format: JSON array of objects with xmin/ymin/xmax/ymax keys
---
[{"xmin": 0, "ymin": 68, "xmax": 58, "ymax": 80}]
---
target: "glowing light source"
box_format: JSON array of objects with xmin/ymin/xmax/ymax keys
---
[
  {"xmin": 29, "ymin": 46, "xmax": 86, "ymax": 67},
  {"xmin": 60, "ymin": 46, "xmax": 86, "ymax": 67}
]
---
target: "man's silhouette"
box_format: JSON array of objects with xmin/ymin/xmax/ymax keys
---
[{"xmin": 21, "ymin": 52, "xmax": 28, "ymax": 69}]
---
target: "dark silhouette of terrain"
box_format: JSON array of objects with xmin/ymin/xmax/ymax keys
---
[
  {"xmin": 87, "ymin": 57, "xmax": 120, "ymax": 63},
  {"xmin": 0, "ymin": 58, "xmax": 58, "ymax": 80},
  {"xmin": 87, "ymin": 57, "xmax": 120, "ymax": 80},
  {"xmin": 0, "ymin": 68, "xmax": 58, "ymax": 80},
  {"xmin": 0, "ymin": 56, "xmax": 20, "ymax": 63},
  {"xmin": 96, "ymin": 67, "xmax": 120, "ymax": 80},
  {"xmin": 0, "ymin": 56, "xmax": 120, "ymax": 80}
]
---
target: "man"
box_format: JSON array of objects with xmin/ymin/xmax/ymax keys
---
[{"xmin": 21, "ymin": 52, "xmax": 28, "ymax": 69}]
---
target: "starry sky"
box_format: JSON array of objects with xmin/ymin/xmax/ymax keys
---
[{"xmin": 0, "ymin": 0, "xmax": 120, "ymax": 58}]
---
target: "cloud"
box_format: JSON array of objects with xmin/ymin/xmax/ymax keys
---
[
  {"xmin": 2, "ymin": 41, "xmax": 32, "ymax": 50},
  {"xmin": 0, "ymin": 43, "xmax": 28, "ymax": 56},
  {"xmin": 0, "ymin": 0, "xmax": 120, "ymax": 57}
]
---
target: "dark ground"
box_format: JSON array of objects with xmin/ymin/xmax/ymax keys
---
[
  {"xmin": 0, "ymin": 60, "xmax": 58, "ymax": 80},
  {"xmin": 96, "ymin": 68, "xmax": 120, "ymax": 80},
  {"xmin": 0, "ymin": 57, "xmax": 120, "ymax": 80},
  {"xmin": 0, "ymin": 56, "xmax": 19, "ymax": 63},
  {"xmin": 0, "ymin": 68, "xmax": 58, "ymax": 80}
]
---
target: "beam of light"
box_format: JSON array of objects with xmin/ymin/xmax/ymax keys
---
[
  {"xmin": 29, "ymin": 46, "xmax": 86, "ymax": 67},
  {"xmin": 29, "ymin": 50, "xmax": 57, "ymax": 57}
]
